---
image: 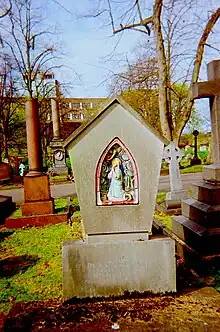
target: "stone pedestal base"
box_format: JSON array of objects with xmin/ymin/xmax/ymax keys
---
[
  {"xmin": 22, "ymin": 173, "xmax": 54, "ymax": 216},
  {"xmin": 166, "ymin": 190, "xmax": 187, "ymax": 209},
  {"xmin": 172, "ymin": 181, "xmax": 220, "ymax": 256},
  {"xmin": 203, "ymin": 164, "xmax": 220, "ymax": 183},
  {"xmin": 49, "ymin": 166, "xmax": 68, "ymax": 176},
  {"xmin": 190, "ymin": 157, "xmax": 201, "ymax": 166},
  {"xmin": 62, "ymin": 234, "xmax": 176, "ymax": 300},
  {"xmin": 21, "ymin": 199, "xmax": 54, "ymax": 216},
  {"xmin": 6, "ymin": 212, "xmax": 68, "ymax": 229}
]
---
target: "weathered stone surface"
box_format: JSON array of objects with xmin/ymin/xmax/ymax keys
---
[
  {"xmin": 62, "ymin": 235, "xmax": 176, "ymax": 299},
  {"xmin": 0, "ymin": 195, "xmax": 16, "ymax": 224},
  {"xmin": 181, "ymin": 198, "xmax": 220, "ymax": 228},
  {"xmin": 191, "ymin": 182, "xmax": 220, "ymax": 205},
  {"xmin": 203, "ymin": 164, "xmax": 220, "ymax": 183},
  {"xmin": 65, "ymin": 98, "xmax": 164, "ymax": 234},
  {"xmin": 21, "ymin": 199, "xmax": 54, "ymax": 216},
  {"xmin": 163, "ymin": 142, "xmax": 186, "ymax": 209},
  {"xmin": 24, "ymin": 174, "xmax": 51, "ymax": 202},
  {"xmin": 6, "ymin": 212, "xmax": 68, "ymax": 229}
]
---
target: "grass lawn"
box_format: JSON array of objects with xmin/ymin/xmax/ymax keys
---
[
  {"xmin": 180, "ymin": 164, "xmax": 203, "ymax": 174},
  {"xmin": 154, "ymin": 192, "xmax": 172, "ymax": 230},
  {"xmin": 1, "ymin": 193, "xmax": 219, "ymax": 315},
  {"xmin": 0, "ymin": 221, "xmax": 82, "ymax": 314},
  {"xmin": 10, "ymin": 197, "xmax": 79, "ymax": 218}
]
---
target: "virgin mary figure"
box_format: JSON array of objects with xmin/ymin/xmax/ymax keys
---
[{"xmin": 107, "ymin": 158, "xmax": 124, "ymax": 201}]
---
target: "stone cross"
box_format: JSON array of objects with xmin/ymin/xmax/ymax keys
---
[
  {"xmin": 191, "ymin": 60, "xmax": 220, "ymax": 182},
  {"xmin": 163, "ymin": 142, "xmax": 184, "ymax": 192}
]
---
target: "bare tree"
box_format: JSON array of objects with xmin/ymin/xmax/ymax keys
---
[
  {"xmin": 0, "ymin": 0, "xmax": 12, "ymax": 19},
  {"xmin": 1, "ymin": 0, "xmax": 59, "ymax": 99},
  {"xmin": 0, "ymin": 57, "xmax": 26, "ymax": 161},
  {"xmin": 88, "ymin": 0, "xmax": 220, "ymax": 143}
]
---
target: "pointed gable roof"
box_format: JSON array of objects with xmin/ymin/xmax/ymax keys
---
[{"xmin": 63, "ymin": 95, "xmax": 168, "ymax": 149}]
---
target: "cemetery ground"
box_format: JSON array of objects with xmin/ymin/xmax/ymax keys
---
[{"xmin": 0, "ymin": 195, "xmax": 220, "ymax": 331}]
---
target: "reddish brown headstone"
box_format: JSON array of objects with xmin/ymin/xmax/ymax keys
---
[{"xmin": 0, "ymin": 163, "xmax": 10, "ymax": 183}]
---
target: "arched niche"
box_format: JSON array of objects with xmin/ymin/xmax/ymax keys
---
[{"xmin": 96, "ymin": 137, "xmax": 139, "ymax": 206}]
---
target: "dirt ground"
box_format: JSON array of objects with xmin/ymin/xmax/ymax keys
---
[{"xmin": 1, "ymin": 287, "xmax": 220, "ymax": 331}]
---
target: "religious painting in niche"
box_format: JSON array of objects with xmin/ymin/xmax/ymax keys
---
[{"xmin": 96, "ymin": 138, "xmax": 139, "ymax": 205}]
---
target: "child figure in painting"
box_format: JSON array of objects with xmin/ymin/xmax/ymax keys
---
[{"xmin": 107, "ymin": 158, "xmax": 124, "ymax": 201}]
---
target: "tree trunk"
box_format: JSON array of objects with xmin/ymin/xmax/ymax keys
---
[
  {"xmin": 174, "ymin": 7, "xmax": 220, "ymax": 137},
  {"xmin": 153, "ymin": 0, "xmax": 173, "ymax": 141}
]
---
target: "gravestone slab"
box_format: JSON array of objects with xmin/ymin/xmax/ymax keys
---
[
  {"xmin": 0, "ymin": 163, "xmax": 10, "ymax": 183},
  {"xmin": 64, "ymin": 98, "xmax": 164, "ymax": 234},
  {"xmin": 63, "ymin": 96, "xmax": 176, "ymax": 298},
  {"xmin": 0, "ymin": 195, "xmax": 16, "ymax": 224},
  {"xmin": 63, "ymin": 235, "xmax": 176, "ymax": 299}
]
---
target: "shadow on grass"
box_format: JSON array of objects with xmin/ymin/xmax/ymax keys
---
[
  {"xmin": 0, "ymin": 255, "xmax": 39, "ymax": 278},
  {"xmin": 0, "ymin": 231, "xmax": 14, "ymax": 243}
]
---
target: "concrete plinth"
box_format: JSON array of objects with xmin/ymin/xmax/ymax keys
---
[
  {"xmin": 62, "ymin": 234, "xmax": 176, "ymax": 300},
  {"xmin": 22, "ymin": 174, "xmax": 54, "ymax": 216},
  {"xmin": 21, "ymin": 199, "xmax": 54, "ymax": 216}
]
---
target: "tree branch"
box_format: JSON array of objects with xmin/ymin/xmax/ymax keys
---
[{"xmin": 113, "ymin": 16, "xmax": 153, "ymax": 34}]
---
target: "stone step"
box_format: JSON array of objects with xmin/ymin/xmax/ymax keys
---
[
  {"xmin": 191, "ymin": 182, "xmax": 220, "ymax": 205},
  {"xmin": 182, "ymin": 198, "xmax": 220, "ymax": 228},
  {"xmin": 172, "ymin": 215, "xmax": 220, "ymax": 255}
]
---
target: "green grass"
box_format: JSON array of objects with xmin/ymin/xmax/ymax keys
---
[
  {"xmin": 156, "ymin": 192, "xmax": 166, "ymax": 204},
  {"xmin": 10, "ymin": 197, "xmax": 80, "ymax": 218},
  {"xmin": 180, "ymin": 164, "xmax": 203, "ymax": 174},
  {"xmin": 153, "ymin": 210, "xmax": 172, "ymax": 230},
  {"xmin": 0, "ymin": 221, "xmax": 83, "ymax": 313},
  {"xmin": 154, "ymin": 192, "xmax": 172, "ymax": 230}
]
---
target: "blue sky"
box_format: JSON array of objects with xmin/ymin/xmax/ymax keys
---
[
  {"xmin": 47, "ymin": 0, "xmax": 141, "ymax": 97},
  {"xmin": 43, "ymin": 0, "xmax": 220, "ymax": 130}
]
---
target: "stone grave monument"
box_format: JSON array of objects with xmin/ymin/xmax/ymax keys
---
[
  {"xmin": 163, "ymin": 142, "xmax": 187, "ymax": 210},
  {"xmin": 0, "ymin": 162, "xmax": 11, "ymax": 183},
  {"xmin": 62, "ymin": 96, "xmax": 176, "ymax": 300},
  {"xmin": 49, "ymin": 98, "xmax": 68, "ymax": 176},
  {"xmin": 5, "ymin": 99, "xmax": 68, "ymax": 228},
  {"xmin": 173, "ymin": 59, "xmax": 220, "ymax": 256},
  {"xmin": 190, "ymin": 130, "xmax": 201, "ymax": 166}
]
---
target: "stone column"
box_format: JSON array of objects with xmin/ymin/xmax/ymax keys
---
[
  {"xmin": 21, "ymin": 98, "xmax": 54, "ymax": 217},
  {"xmin": 26, "ymin": 99, "xmax": 42, "ymax": 175},
  {"xmin": 203, "ymin": 60, "xmax": 220, "ymax": 183},
  {"xmin": 51, "ymin": 98, "xmax": 60, "ymax": 140}
]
